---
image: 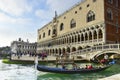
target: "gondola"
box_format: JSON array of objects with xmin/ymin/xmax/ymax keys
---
[{"xmin": 37, "ymin": 64, "xmax": 112, "ymax": 74}]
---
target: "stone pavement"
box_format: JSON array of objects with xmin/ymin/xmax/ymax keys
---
[
  {"xmin": 11, "ymin": 54, "xmax": 85, "ymax": 62},
  {"xmin": 11, "ymin": 55, "xmax": 56, "ymax": 61}
]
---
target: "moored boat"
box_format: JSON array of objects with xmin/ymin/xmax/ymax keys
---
[{"xmin": 37, "ymin": 64, "xmax": 111, "ymax": 74}]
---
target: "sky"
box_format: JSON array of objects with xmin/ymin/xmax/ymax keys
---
[{"xmin": 0, "ymin": 0, "xmax": 82, "ymax": 47}]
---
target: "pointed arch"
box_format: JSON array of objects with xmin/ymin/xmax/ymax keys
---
[
  {"xmin": 72, "ymin": 47, "xmax": 76, "ymax": 52},
  {"xmin": 69, "ymin": 37, "xmax": 72, "ymax": 43},
  {"xmin": 48, "ymin": 30, "xmax": 51, "ymax": 36},
  {"xmin": 72, "ymin": 36, "xmax": 74, "ymax": 42},
  {"xmin": 81, "ymin": 34, "xmax": 84, "ymax": 41},
  {"xmin": 89, "ymin": 31, "xmax": 92, "ymax": 40},
  {"xmin": 78, "ymin": 34, "xmax": 80, "ymax": 42},
  {"xmin": 98, "ymin": 29, "xmax": 103, "ymax": 38},
  {"xmin": 85, "ymin": 33, "xmax": 88, "ymax": 41},
  {"xmin": 39, "ymin": 34, "xmax": 41, "ymax": 39},
  {"xmin": 75, "ymin": 35, "xmax": 77, "ymax": 42},
  {"xmin": 55, "ymin": 49, "xmax": 58, "ymax": 54},
  {"xmin": 87, "ymin": 10, "xmax": 95, "ymax": 22},
  {"xmin": 60, "ymin": 23, "xmax": 64, "ymax": 31},
  {"xmin": 67, "ymin": 47, "xmax": 70, "ymax": 53},
  {"xmin": 78, "ymin": 46, "xmax": 83, "ymax": 50},
  {"xmin": 53, "ymin": 49, "xmax": 55, "ymax": 54},
  {"xmin": 43, "ymin": 32, "xmax": 45, "ymax": 38},
  {"xmin": 93, "ymin": 31, "xmax": 97, "ymax": 39},
  {"xmin": 59, "ymin": 48, "xmax": 62, "ymax": 55},
  {"xmin": 62, "ymin": 48, "xmax": 66, "ymax": 55}
]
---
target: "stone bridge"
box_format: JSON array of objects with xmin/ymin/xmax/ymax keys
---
[{"xmin": 70, "ymin": 44, "xmax": 120, "ymax": 61}]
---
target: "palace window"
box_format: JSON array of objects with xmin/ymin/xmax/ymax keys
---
[
  {"xmin": 48, "ymin": 30, "xmax": 51, "ymax": 36},
  {"xmin": 39, "ymin": 35, "xmax": 41, "ymax": 39},
  {"xmin": 87, "ymin": 4, "xmax": 90, "ymax": 7},
  {"xmin": 64, "ymin": 16, "xmax": 66, "ymax": 19},
  {"xmin": 93, "ymin": 31, "xmax": 97, "ymax": 39},
  {"xmin": 70, "ymin": 19, "xmax": 76, "ymax": 28},
  {"xmin": 98, "ymin": 29, "xmax": 103, "ymax": 38},
  {"xmin": 60, "ymin": 23, "xmax": 64, "ymax": 31},
  {"xmin": 108, "ymin": 0, "xmax": 113, "ymax": 4},
  {"xmin": 75, "ymin": 11, "xmax": 77, "ymax": 14},
  {"xmin": 87, "ymin": 11, "xmax": 95, "ymax": 22},
  {"xmin": 115, "ymin": 0, "xmax": 118, "ymax": 7},
  {"xmin": 107, "ymin": 8, "xmax": 113, "ymax": 20},
  {"xmin": 43, "ymin": 32, "xmax": 45, "ymax": 38},
  {"xmin": 53, "ymin": 29, "xmax": 56, "ymax": 34},
  {"xmin": 89, "ymin": 32, "xmax": 92, "ymax": 40},
  {"xmin": 93, "ymin": 0, "xmax": 96, "ymax": 2},
  {"xmin": 79, "ymin": 7, "xmax": 82, "ymax": 10}
]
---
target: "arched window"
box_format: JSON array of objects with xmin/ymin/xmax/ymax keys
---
[
  {"xmin": 60, "ymin": 23, "xmax": 64, "ymax": 31},
  {"xmin": 85, "ymin": 33, "xmax": 88, "ymax": 41},
  {"xmin": 43, "ymin": 32, "xmax": 45, "ymax": 38},
  {"xmin": 81, "ymin": 34, "xmax": 84, "ymax": 41},
  {"xmin": 72, "ymin": 36, "xmax": 74, "ymax": 42},
  {"xmin": 93, "ymin": 31, "xmax": 97, "ymax": 39},
  {"xmin": 70, "ymin": 19, "xmax": 76, "ymax": 28},
  {"xmin": 108, "ymin": 0, "xmax": 113, "ymax": 4},
  {"xmin": 67, "ymin": 47, "xmax": 70, "ymax": 53},
  {"xmin": 89, "ymin": 32, "xmax": 92, "ymax": 40},
  {"xmin": 72, "ymin": 47, "xmax": 76, "ymax": 52},
  {"xmin": 53, "ymin": 29, "xmax": 56, "ymax": 34},
  {"xmin": 69, "ymin": 37, "xmax": 72, "ymax": 43},
  {"xmin": 56, "ymin": 49, "xmax": 58, "ymax": 54},
  {"xmin": 59, "ymin": 48, "xmax": 62, "ymax": 55},
  {"xmin": 107, "ymin": 8, "xmax": 113, "ymax": 20},
  {"xmin": 53, "ymin": 49, "xmax": 54, "ymax": 54},
  {"xmin": 78, "ymin": 34, "xmax": 80, "ymax": 42},
  {"xmin": 75, "ymin": 35, "xmax": 77, "ymax": 42},
  {"xmin": 87, "ymin": 11, "xmax": 95, "ymax": 22},
  {"xmin": 48, "ymin": 30, "xmax": 51, "ymax": 36},
  {"xmin": 39, "ymin": 35, "xmax": 41, "ymax": 39},
  {"xmin": 98, "ymin": 29, "xmax": 103, "ymax": 38}
]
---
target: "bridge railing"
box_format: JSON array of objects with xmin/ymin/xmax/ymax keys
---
[{"xmin": 70, "ymin": 44, "xmax": 120, "ymax": 56}]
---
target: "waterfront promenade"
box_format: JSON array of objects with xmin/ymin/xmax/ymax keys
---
[
  {"xmin": 11, "ymin": 54, "xmax": 85, "ymax": 62},
  {"xmin": 11, "ymin": 55, "xmax": 56, "ymax": 62}
]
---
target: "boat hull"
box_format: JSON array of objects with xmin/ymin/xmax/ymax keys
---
[{"xmin": 37, "ymin": 65, "xmax": 111, "ymax": 74}]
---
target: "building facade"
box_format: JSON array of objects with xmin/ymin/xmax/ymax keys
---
[
  {"xmin": 37, "ymin": 0, "xmax": 120, "ymax": 55},
  {"xmin": 11, "ymin": 38, "xmax": 37, "ymax": 55}
]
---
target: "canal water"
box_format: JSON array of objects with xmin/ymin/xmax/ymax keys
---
[{"xmin": 0, "ymin": 60, "xmax": 120, "ymax": 80}]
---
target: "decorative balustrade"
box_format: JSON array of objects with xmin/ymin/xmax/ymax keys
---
[{"xmin": 70, "ymin": 44, "xmax": 120, "ymax": 56}]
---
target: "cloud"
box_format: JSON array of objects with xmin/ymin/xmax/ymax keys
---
[
  {"xmin": 0, "ymin": 0, "xmax": 32, "ymax": 16},
  {"xmin": 35, "ymin": 9, "xmax": 53, "ymax": 20},
  {"xmin": 34, "ymin": 0, "xmax": 82, "ymax": 31},
  {"xmin": 46, "ymin": 0, "xmax": 81, "ymax": 14},
  {"xmin": 0, "ymin": 12, "xmax": 33, "ymax": 25},
  {"xmin": 35, "ymin": 0, "xmax": 81, "ymax": 22},
  {"xmin": 0, "ymin": 24, "xmax": 37, "ymax": 47},
  {"xmin": 0, "ymin": 0, "xmax": 82, "ymax": 47}
]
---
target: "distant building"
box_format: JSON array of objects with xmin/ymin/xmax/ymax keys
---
[
  {"xmin": 0, "ymin": 46, "xmax": 11, "ymax": 54},
  {"xmin": 37, "ymin": 0, "xmax": 120, "ymax": 55},
  {"xmin": 11, "ymin": 38, "xmax": 37, "ymax": 55}
]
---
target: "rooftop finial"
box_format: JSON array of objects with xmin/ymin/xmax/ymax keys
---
[{"xmin": 55, "ymin": 11, "xmax": 57, "ymax": 18}]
